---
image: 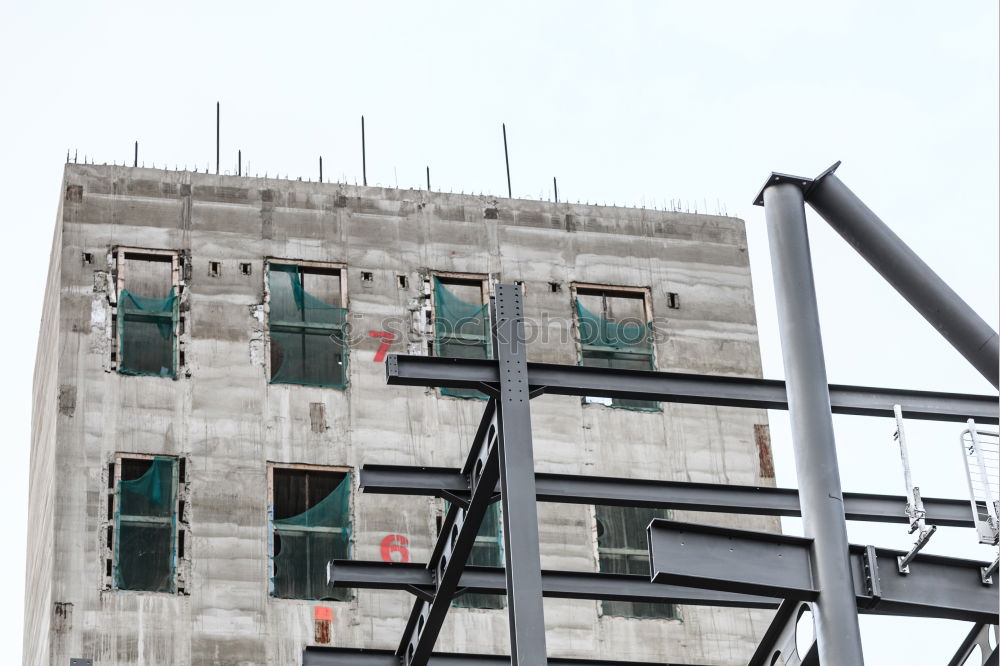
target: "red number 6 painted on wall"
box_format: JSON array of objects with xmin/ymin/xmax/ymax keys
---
[{"xmin": 380, "ymin": 534, "xmax": 410, "ymax": 563}]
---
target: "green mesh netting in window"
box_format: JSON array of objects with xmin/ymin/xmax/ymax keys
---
[
  {"xmin": 115, "ymin": 457, "xmax": 177, "ymax": 593},
  {"xmin": 452, "ymin": 501, "xmax": 505, "ymax": 610},
  {"xmin": 118, "ymin": 288, "xmax": 178, "ymax": 378},
  {"xmin": 272, "ymin": 473, "xmax": 352, "ymax": 601},
  {"xmin": 596, "ymin": 505, "xmax": 677, "ymax": 620},
  {"xmin": 434, "ymin": 277, "xmax": 490, "ymax": 400},
  {"xmin": 576, "ymin": 300, "xmax": 653, "ymax": 353},
  {"xmin": 268, "ymin": 264, "xmax": 349, "ymax": 388},
  {"xmin": 576, "ymin": 300, "xmax": 660, "ymax": 412}
]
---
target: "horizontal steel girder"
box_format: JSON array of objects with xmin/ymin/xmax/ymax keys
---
[
  {"xmin": 326, "ymin": 560, "xmax": 778, "ymax": 608},
  {"xmin": 647, "ymin": 520, "xmax": 1000, "ymax": 624},
  {"xmin": 385, "ymin": 355, "xmax": 999, "ymax": 424},
  {"xmin": 302, "ymin": 648, "xmax": 713, "ymax": 666},
  {"xmin": 359, "ymin": 464, "xmax": 974, "ymax": 528}
]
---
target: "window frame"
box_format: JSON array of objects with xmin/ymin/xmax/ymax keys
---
[
  {"xmin": 428, "ymin": 272, "xmax": 492, "ymax": 401},
  {"xmin": 428, "ymin": 271, "xmax": 491, "ymax": 356},
  {"xmin": 108, "ymin": 452, "xmax": 182, "ymax": 594},
  {"xmin": 113, "ymin": 247, "xmax": 182, "ymax": 377},
  {"xmin": 570, "ymin": 282, "xmax": 654, "ymax": 331},
  {"xmin": 591, "ymin": 504, "xmax": 679, "ymax": 621},
  {"xmin": 571, "ymin": 283, "xmax": 660, "ymax": 411},
  {"xmin": 266, "ymin": 462, "xmax": 353, "ymax": 601},
  {"xmin": 264, "ymin": 258, "xmax": 349, "ymax": 388}
]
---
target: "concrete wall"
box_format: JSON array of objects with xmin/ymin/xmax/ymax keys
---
[
  {"xmin": 27, "ymin": 164, "xmax": 778, "ymax": 665},
  {"xmin": 23, "ymin": 190, "xmax": 64, "ymax": 666}
]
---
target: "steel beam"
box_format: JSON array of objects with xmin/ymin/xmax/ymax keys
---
[
  {"xmin": 947, "ymin": 623, "xmax": 998, "ymax": 666},
  {"xmin": 385, "ymin": 355, "xmax": 998, "ymax": 424},
  {"xmin": 647, "ymin": 520, "xmax": 1000, "ymax": 624},
  {"xmin": 303, "ymin": 647, "xmax": 713, "ymax": 666},
  {"xmin": 326, "ymin": 560, "xmax": 779, "ymax": 608},
  {"xmin": 763, "ymin": 180, "xmax": 864, "ymax": 664},
  {"xmin": 805, "ymin": 167, "xmax": 1000, "ymax": 389},
  {"xmin": 747, "ymin": 600, "xmax": 817, "ymax": 666},
  {"xmin": 491, "ymin": 283, "xmax": 547, "ymax": 663},
  {"xmin": 359, "ymin": 464, "xmax": 975, "ymax": 528},
  {"xmin": 394, "ymin": 401, "xmax": 500, "ymax": 666}
]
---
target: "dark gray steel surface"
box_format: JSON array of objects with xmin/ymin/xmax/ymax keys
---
[
  {"xmin": 947, "ymin": 623, "xmax": 998, "ymax": 666},
  {"xmin": 490, "ymin": 284, "xmax": 547, "ymax": 664},
  {"xmin": 385, "ymin": 355, "xmax": 998, "ymax": 424},
  {"xmin": 807, "ymin": 169, "xmax": 1000, "ymax": 389},
  {"xmin": 326, "ymin": 560, "xmax": 779, "ymax": 608},
  {"xmin": 852, "ymin": 546, "xmax": 999, "ymax": 623},
  {"xmin": 763, "ymin": 181, "xmax": 865, "ymax": 664},
  {"xmin": 503, "ymin": 123, "xmax": 512, "ymax": 198},
  {"xmin": 648, "ymin": 520, "xmax": 1000, "ymax": 624},
  {"xmin": 648, "ymin": 520, "xmax": 816, "ymax": 599},
  {"xmin": 396, "ymin": 401, "xmax": 501, "ymax": 666},
  {"xmin": 303, "ymin": 648, "xmax": 713, "ymax": 666},
  {"xmin": 747, "ymin": 600, "xmax": 818, "ymax": 666},
  {"xmin": 359, "ymin": 464, "xmax": 974, "ymax": 527}
]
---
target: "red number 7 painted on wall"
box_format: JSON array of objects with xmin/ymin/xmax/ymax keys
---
[{"xmin": 369, "ymin": 330, "xmax": 395, "ymax": 362}]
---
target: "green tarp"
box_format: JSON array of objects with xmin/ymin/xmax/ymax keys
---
[
  {"xmin": 434, "ymin": 277, "xmax": 490, "ymax": 400},
  {"xmin": 115, "ymin": 457, "xmax": 177, "ymax": 592},
  {"xmin": 576, "ymin": 300, "xmax": 660, "ymax": 412},
  {"xmin": 269, "ymin": 264, "xmax": 349, "ymax": 388},
  {"xmin": 272, "ymin": 473, "xmax": 352, "ymax": 601},
  {"xmin": 595, "ymin": 505, "xmax": 677, "ymax": 619},
  {"xmin": 118, "ymin": 288, "xmax": 177, "ymax": 377},
  {"xmin": 576, "ymin": 299, "xmax": 653, "ymax": 354}
]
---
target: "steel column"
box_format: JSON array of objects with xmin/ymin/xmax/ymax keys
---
[
  {"xmin": 806, "ymin": 170, "xmax": 1000, "ymax": 389},
  {"xmin": 394, "ymin": 401, "xmax": 501, "ymax": 666},
  {"xmin": 947, "ymin": 623, "xmax": 998, "ymax": 666},
  {"xmin": 491, "ymin": 283, "xmax": 548, "ymax": 663},
  {"xmin": 385, "ymin": 355, "xmax": 999, "ymax": 424},
  {"xmin": 763, "ymin": 181, "xmax": 865, "ymax": 664},
  {"xmin": 358, "ymin": 464, "xmax": 975, "ymax": 527},
  {"xmin": 747, "ymin": 600, "xmax": 818, "ymax": 666}
]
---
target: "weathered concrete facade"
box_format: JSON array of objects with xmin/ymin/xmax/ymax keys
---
[{"xmin": 26, "ymin": 163, "xmax": 778, "ymax": 665}]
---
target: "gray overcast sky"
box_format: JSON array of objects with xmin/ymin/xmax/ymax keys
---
[{"xmin": 1, "ymin": 1, "xmax": 997, "ymax": 663}]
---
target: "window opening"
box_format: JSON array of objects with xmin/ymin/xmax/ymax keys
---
[
  {"xmin": 113, "ymin": 456, "xmax": 179, "ymax": 593},
  {"xmin": 116, "ymin": 250, "xmax": 179, "ymax": 378},
  {"xmin": 432, "ymin": 275, "xmax": 491, "ymax": 400},
  {"xmin": 270, "ymin": 466, "xmax": 352, "ymax": 601},
  {"xmin": 208, "ymin": 261, "xmax": 221, "ymax": 277},
  {"xmin": 267, "ymin": 261, "xmax": 348, "ymax": 388},
  {"xmin": 595, "ymin": 505, "xmax": 677, "ymax": 619},
  {"xmin": 397, "ymin": 275, "xmax": 408, "ymax": 289},
  {"xmin": 240, "ymin": 262, "xmax": 252, "ymax": 277},
  {"xmin": 575, "ymin": 287, "xmax": 659, "ymax": 411}
]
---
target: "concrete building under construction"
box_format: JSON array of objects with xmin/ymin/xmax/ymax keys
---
[{"xmin": 25, "ymin": 163, "xmax": 778, "ymax": 665}]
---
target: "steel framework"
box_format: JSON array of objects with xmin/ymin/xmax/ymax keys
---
[{"xmin": 311, "ymin": 164, "xmax": 999, "ymax": 666}]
